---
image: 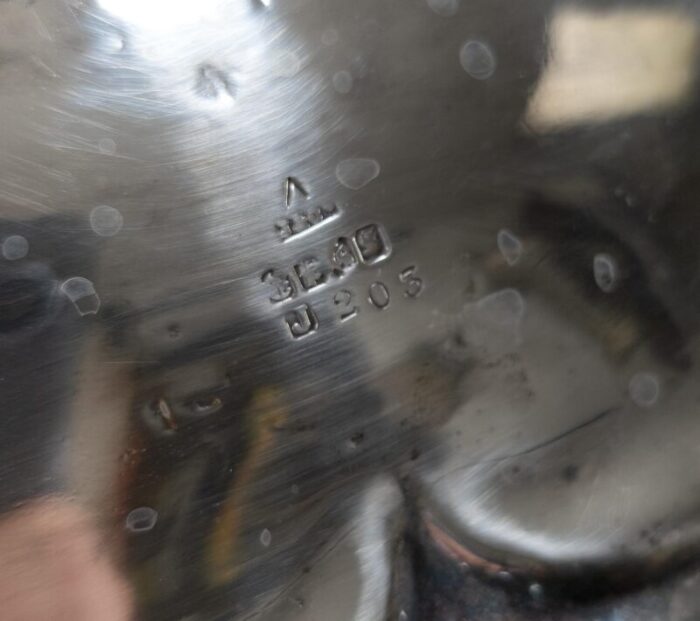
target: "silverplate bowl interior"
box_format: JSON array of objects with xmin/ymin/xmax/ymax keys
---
[{"xmin": 2, "ymin": 0, "xmax": 700, "ymax": 619}]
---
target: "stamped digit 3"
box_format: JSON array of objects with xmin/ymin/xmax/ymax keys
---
[{"xmin": 262, "ymin": 269, "xmax": 297, "ymax": 303}]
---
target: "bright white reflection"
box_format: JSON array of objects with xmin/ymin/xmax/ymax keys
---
[
  {"xmin": 526, "ymin": 8, "xmax": 698, "ymax": 130},
  {"xmin": 98, "ymin": 0, "xmax": 224, "ymax": 31}
]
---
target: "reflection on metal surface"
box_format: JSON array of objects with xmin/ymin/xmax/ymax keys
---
[
  {"xmin": 3, "ymin": 0, "xmax": 700, "ymax": 619},
  {"xmin": 97, "ymin": 0, "xmax": 224, "ymax": 31},
  {"xmin": 526, "ymin": 8, "xmax": 699, "ymax": 129}
]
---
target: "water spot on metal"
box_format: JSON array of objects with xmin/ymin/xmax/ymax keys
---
[
  {"xmin": 593, "ymin": 253, "xmax": 618, "ymax": 293},
  {"xmin": 476, "ymin": 288, "xmax": 525, "ymax": 326},
  {"xmin": 60, "ymin": 277, "xmax": 101, "ymax": 315},
  {"xmin": 90, "ymin": 205, "xmax": 123, "ymax": 237},
  {"xmin": 427, "ymin": 0, "xmax": 459, "ymax": 17},
  {"xmin": 335, "ymin": 158, "xmax": 380, "ymax": 190},
  {"xmin": 2, "ymin": 235, "xmax": 29, "ymax": 261},
  {"xmin": 629, "ymin": 372, "xmax": 660, "ymax": 407},
  {"xmin": 332, "ymin": 70, "xmax": 353, "ymax": 94},
  {"xmin": 98, "ymin": 138, "xmax": 116, "ymax": 155},
  {"xmin": 459, "ymin": 40, "xmax": 496, "ymax": 80},
  {"xmin": 126, "ymin": 507, "xmax": 158, "ymax": 533},
  {"xmin": 497, "ymin": 229, "xmax": 522, "ymax": 266}
]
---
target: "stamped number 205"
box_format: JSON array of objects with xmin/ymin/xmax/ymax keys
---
[{"xmin": 285, "ymin": 266, "xmax": 424, "ymax": 339}]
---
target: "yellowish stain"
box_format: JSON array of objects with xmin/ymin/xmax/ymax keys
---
[{"xmin": 206, "ymin": 386, "xmax": 288, "ymax": 585}]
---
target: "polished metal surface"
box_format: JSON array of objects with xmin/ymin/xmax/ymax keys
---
[{"xmin": 2, "ymin": 0, "xmax": 700, "ymax": 619}]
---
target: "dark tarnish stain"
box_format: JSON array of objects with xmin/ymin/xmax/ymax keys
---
[
  {"xmin": 350, "ymin": 431, "xmax": 365, "ymax": 446},
  {"xmin": 561, "ymin": 464, "xmax": 579, "ymax": 483},
  {"xmin": 520, "ymin": 195, "xmax": 691, "ymax": 370}
]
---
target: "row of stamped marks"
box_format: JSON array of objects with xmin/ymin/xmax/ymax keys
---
[{"xmin": 261, "ymin": 179, "xmax": 424, "ymax": 339}]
